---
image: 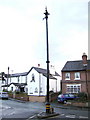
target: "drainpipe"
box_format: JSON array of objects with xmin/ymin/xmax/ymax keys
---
[
  {"xmin": 39, "ymin": 74, "xmax": 41, "ymax": 96},
  {"xmin": 56, "ymin": 79, "xmax": 57, "ymax": 93}
]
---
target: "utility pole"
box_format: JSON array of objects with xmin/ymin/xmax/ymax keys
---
[{"xmin": 43, "ymin": 7, "xmax": 50, "ymax": 113}]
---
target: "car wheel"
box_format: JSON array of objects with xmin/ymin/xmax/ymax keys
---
[{"xmin": 64, "ymin": 100, "xmax": 67, "ymax": 104}]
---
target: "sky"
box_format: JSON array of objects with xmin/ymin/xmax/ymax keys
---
[{"xmin": 0, "ymin": 0, "xmax": 88, "ymax": 74}]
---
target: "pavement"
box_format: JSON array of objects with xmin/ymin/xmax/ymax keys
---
[
  {"xmin": 26, "ymin": 112, "xmax": 60, "ymax": 119},
  {"xmin": 51, "ymin": 102, "xmax": 90, "ymax": 110},
  {"xmin": 9, "ymin": 98, "xmax": 27, "ymax": 103}
]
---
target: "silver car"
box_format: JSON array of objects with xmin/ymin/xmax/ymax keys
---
[{"xmin": 0, "ymin": 92, "xmax": 8, "ymax": 99}]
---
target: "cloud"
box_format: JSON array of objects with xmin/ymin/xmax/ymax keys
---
[{"xmin": 0, "ymin": 0, "xmax": 88, "ymax": 73}]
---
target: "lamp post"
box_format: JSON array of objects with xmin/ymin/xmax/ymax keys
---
[
  {"xmin": 7, "ymin": 67, "xmax": 9, "ymax": 91},
  {"xmin": 44, "ymin": 7, "xmax": 50, "ymax": 113}
]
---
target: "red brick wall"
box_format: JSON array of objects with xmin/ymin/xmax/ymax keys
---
[
  {"xmin": 87, "ymin": 71, "xmax": 90, "ymax": 96},
  {"xmin": 62, "ymin": 71, "xmax": 89, "ymax": 94}
]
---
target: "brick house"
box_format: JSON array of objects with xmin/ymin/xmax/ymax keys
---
[{"xmin": 61, "ymin": 53, "xmax": 90, "ymax": 97}]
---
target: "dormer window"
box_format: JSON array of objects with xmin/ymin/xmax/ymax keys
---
[
  {"xmin": 74, "ymin": 72, "xmax": 80, "ymax": 80},
  {"xmin": 65, "ymin": 73, "xmax": 70, "ymax": 80}
]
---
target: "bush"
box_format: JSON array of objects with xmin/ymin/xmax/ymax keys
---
[
  {"xmin": 8, "ymin": 91, "xmax": 12, "ymax": 94},
  {"xmin": 3, "ymin": 89, "xmax": 8, "ymax": 92},
  {"xmin": 77, "ymin": 92, "xmax": 87, "ymax": 98},
  {"xmin": 77, "ymin": 92, "xmax": 87, "ymax": 102},
  {"xmin": 58, "ymin": 90, "xmax": 62, "ymax": 94},
  {"xmin": 15, "ymin": 91, "xmax": 20, "ymax": 94}
]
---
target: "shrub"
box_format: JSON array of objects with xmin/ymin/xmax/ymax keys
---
[
  {"xmin": 77, "ymin": 92, "xmax": 87, "ymax": 98},
  {"xmin": 77, "ymin": 92, "xmax": 87, "ymax": 102},
  {"xmin": 3, "ymin": 89, "xmax": 8, "ymax": 92},
  {"xmin": 15, "ymin": 91, "xmax": 20, "ymax": 94},
  {"xmin": 58, "ymin": 90, "xmax": 62, "ymax": 94}
]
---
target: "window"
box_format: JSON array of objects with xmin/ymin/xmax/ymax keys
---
[
  {"xmin": 18, "ymin": 77, "xmax": 19, "ymax": 83},
  {"xmin": 35, "ymin": 87, "xmax": 38, "ymax": 93},
  {"xmin": 40, "ymin": 87, "xmax": 43, "ymax": 93},
  {"xmin": 26, "ymin": 88, "xmax": 28, "ymax": 93},
  {"xmin": 30, "ymin": 74, "xmax": 35, "ymax": 82},
  {"xmin": 75, "ymin": 72, "xmax": 80, "ymax": 80},
  {"xmin": 26, "ymin": 76, "xmax": 27, "ymax": 83},
  {"xmin": 65, "ymin": 73, "xmax": 70, "ymax": 80},
  {"xmin": 2, "ymin": 80, "xmax": 4, "ymax": 84},
  {"xmin": 66, "ymin": 84, "xmax": 81, "ymax": 93},
  {"xmin": 30, "ymin": 87, "xmax": 33, "ymax": 94},
  {"xmin": 11, "ymin": 87, "xmax": 13, "ymax": 91}
]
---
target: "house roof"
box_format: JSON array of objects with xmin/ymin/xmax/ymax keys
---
[
  {"xmin": 33, "ymin": 67, "xmax": 60, "ymax": 79},
  {"xmin": 62, "ymin": 60, "xmax": 90, "ymax": 72},
  {"xmin": 9, "ymin": 83, "xmax": 27, "ymax": 87},
  {"xmin": 5, "ymin": 67, "xmax": 60, "ymax": 79},
  {"xmin": 2, "ymin": 83, "xmax": 27, "ymax": 87},
  {"xmin": 2, "ymin": 84, "xmax": 10, "ymax": 87},
  {"xmin": 5, "ymin": 72, "xmax": 28, "ymax": 78}
]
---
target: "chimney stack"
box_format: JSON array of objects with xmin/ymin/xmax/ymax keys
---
[
  {"xmin": 82, "ymin": 53, "xmax": 87, "ymax": 66},
  {"xmin": 50, "ymin": 65, "xmax": 55, "ymax": 75},
  {"xmin": 38, "ymin": 64, "xmax": 40, "ymax": 67}
]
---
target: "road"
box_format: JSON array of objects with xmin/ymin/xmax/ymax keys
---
[
  {"xmin": 0, "ymin": 99, "xmax": 89, "ymax": 120},
  {"xmin": 0, "ymin": 99, "xmax": 45, "ymax": 119}
]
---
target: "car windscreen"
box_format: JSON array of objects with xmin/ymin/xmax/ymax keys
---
[
  {"xmin": 64, "ymin": 94, "xmax": 69, "ymax": 97},
  {"xmin": 69, "ymin": 94, "xmax": 74, "ymax": 97}
]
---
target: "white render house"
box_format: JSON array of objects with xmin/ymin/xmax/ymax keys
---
[
  {"xmin": 0, "ymin": 72, "xmax": 6, "ymax": 92},
  {"xmin": 2, "ymin": 66, "xmax": 61, "ymax": 102},
  {"xmin": 0, "ymin": 81, "xmax": 1, "ymax": 92},
  {"xmin": 27, "ymin": 66, "xmax": 61, "ymax": 102},
  {"xmin": 2, "ymin": 72, "xmax": 28, "ymax": 93}
]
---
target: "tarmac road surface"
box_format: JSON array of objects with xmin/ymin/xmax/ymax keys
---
[{"xmin": 0, "ymin": 99, "xmax": 89, "ymax": 120}]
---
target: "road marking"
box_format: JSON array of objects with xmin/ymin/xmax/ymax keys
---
[
  {"xmin": 26, "ymin": 114, "xmax": 37, "ymax": 120},
  {"xmin": 66, "ymin": 115, "xmax": 75, "ymax": 118},
  {"xmin": 5, "ymin": 106, "xmax": 11, "ymax": 109},
  {"xmin": 79, "ymin": 116, "xmax": 88, "ymax": 119},
  {"xmin": 60, "ymin": 114, "xmax": 65, "ymax": 116},
  {"xmin": 8, "ymin": 111, "xmax": 15, "ymax": 116}
]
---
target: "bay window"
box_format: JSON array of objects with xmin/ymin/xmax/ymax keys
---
[{"xmin": 66, "ymin": 84, "xmax": 81, "ymax": 93}]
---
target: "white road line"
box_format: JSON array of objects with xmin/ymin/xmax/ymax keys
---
[
  {"xmin": 79, "ymin": 116, "xmax": 88, "ymax": 119},
  {"xmin": 26, "ymin": 114, "xmax": 37, "ymax": 120},
  {"xmin": 60, "ymin": 114, "xmax": 65, "ymax": 116},
  {"xmin": 66, "ymin": 115, "xmax": 75, "ymax": 118},
  {"xmin": 8, "ymin": 111, "xmax": 15, "ymax": 116}
]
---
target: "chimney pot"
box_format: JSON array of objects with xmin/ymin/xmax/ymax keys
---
[
  {"xmin": 82, "ymin": 53, "xmax": 87, "ymax": 65},
  {"xmin": 38, "ymin": 64, "xmax": 40, "ymax": 67}
]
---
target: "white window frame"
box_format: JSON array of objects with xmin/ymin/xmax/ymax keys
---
[
  {"xmin": 66, "ymin": 84, "xmax": 81, "ymax": 93},
  {"xmin": 74, "ymin": 72, "xmax": 80, "ymax": 80},
  {"xmin": 65, "ymin": 73, "xmax": 70, "ymax": 80}
]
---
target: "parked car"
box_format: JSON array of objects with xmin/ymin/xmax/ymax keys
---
[
  {"xmin": 0, "ymin": 92, "xmax": 8, "ymax": 99},
  {"xmin": 57, "ymin": 93, "xmax": 78, "ymax": 103}
]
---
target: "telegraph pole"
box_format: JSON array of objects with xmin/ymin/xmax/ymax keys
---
[{"xmin": 44, "ymin": 7, "xmax": 50, "ymax": 113}]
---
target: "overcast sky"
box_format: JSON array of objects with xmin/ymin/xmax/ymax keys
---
[{"xmin": 0, "ymin": 0, "xmax": 88, "ymax": 74}]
